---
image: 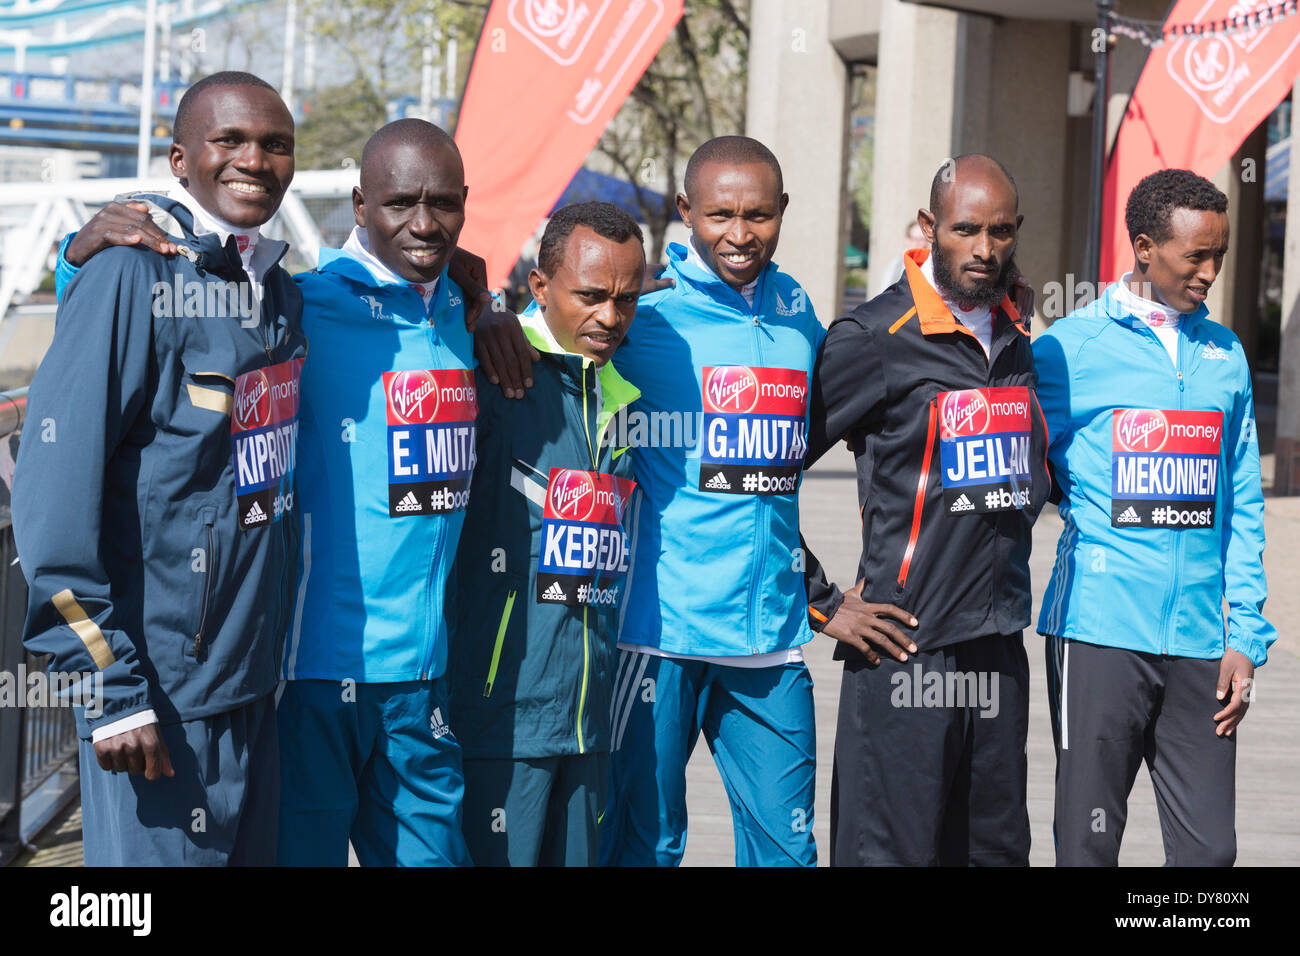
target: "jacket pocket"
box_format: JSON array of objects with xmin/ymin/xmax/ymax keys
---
[
  {"xmin": 482, "ymin": 588, "xmax": 518, "ymax": 698},
  {"xmin": 188, "ymin": 506, "xmax": 218, "ymax": 661}
]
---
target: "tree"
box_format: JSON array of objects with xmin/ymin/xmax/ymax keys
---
[{"xmin": 292, "ymin": 0, "xmax": 487, "ymax": 169}]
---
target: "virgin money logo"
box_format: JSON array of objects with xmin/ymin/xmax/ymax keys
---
[
  {"xmin": 388, "ymin": 370, "xmax": 439, "ymax": 424},
  {"xmin": 549, "ymin": 469, "xmax": 595, "ymax": 521},
  {"xmin": 234, "ymin": 370, "xmax": 271, "ymax": 430},
  {"xmin": 940, "ymin": 390, "xmax": 989, "ymax": 438},
  {"xmin": 1116, "ymin": 409, "xmax": 1169, "ymax": 452},
  {"xmin": 705, "ymin": 366, "xmax": 759, "ymax": 413}
]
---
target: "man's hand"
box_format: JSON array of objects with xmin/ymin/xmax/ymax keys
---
[
  {"xmin": 819, "ymin": 581, "xmax": 919, "ymax": 666},
  {"xmin": 448, "ymin": 247, "xmax": 490, "ymax": 332},
  {"xmin": 93, "ymin": 722, "xmax": 175, "ymax": 781},
  {"xmin": 642, "ymin": 265, "xmax": 675, "ymax": 296},
  {"xmin": 474, "ymin": 306, "xmax": 539, "ymax": 399},
  {"xmin": 1212, "ymin": 648, "xmax": 1255, "ymax": 737},
  {"xmin": 65, "ymin": 201, "xmax": 178, "ymax": 267}
]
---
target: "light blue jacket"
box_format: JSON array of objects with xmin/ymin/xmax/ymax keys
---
[
  {"xmin": 612, "ymin": 242, "xmax": 825, "ymax": 656},
  {"xmin": 281, "ymin": 247, "xmax": 475, "ymax": 682},
  {"xmin": 1033, "ymin": 284, "xmax": 1274, "ymax": 665}
]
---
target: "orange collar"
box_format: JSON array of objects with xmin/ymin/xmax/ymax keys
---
[{"xmin": 902, "ymin": 248, "xmax": 1022, "ymax": 337}]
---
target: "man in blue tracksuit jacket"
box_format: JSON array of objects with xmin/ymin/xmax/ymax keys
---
[
  {"xmin": 1034, "ymin": 169, "xmax": 1274, "ymax": 866},
  {"xmin": 599, "ymin": 137, "xmax": 825, "ymax": 867},
  {"xmin": 16, "ymin": 73, "xmax": 305, "ymax": 865},
  {"xmin": 55, "ymin": 118, "xmax": 478, "ymax": 866}
]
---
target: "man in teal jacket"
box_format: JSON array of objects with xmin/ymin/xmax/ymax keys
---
[
  {"xmin": 448, "ymin": 201, "xmax": 644, "ymax": 866},
  {"xmin": 1034, "ymin": 168, "xmax": 1273, "ymax": 866}
]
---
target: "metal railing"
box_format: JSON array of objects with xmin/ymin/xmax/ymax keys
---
[{"xmin": 0, "ymin": 387, "xmax": 80, "ymax": 866}]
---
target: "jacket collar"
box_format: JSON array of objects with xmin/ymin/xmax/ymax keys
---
[
  {"xmin": 663, "ymin": 241, "xmax": 773, "ymax": 314},
  {"xmin": 1098, "ymin": 280, "xmax": 1208, "ymax": 334},
  {"xmin": 518, "ymin": 303, "xmax": 641, "ymax": 415},
  {"xmin": 316, "ymin": 240, "xmax": 462, "ymax": 327},
  {"xmin": 116, "ymin": 190, "xmax": 289, "ymax": 279},
  {"xmin": 902, "ymin": 247, "xmax": 1023, "ymax": 337}
]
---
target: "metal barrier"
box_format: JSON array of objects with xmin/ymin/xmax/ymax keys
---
[{"xmin": 0, "ymin": 387, "xmax": 80, "ymax": 866}]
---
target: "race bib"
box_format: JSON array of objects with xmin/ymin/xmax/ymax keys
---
[
  {"xmin": 698, "ymin": 365, "xmax": 808, "ymax": 495},
  {"xmin": 938, "ymin": 386, "xmax": 1033, "ymax": 514},
  {"xmin": 1111, "ymin": 409, "xmax": 1222, "ymax": 529},
  {"xmin": 537, "ymin": 468, "xmax": 637, "ymax": 607},
  {"xmin": 233, "ymin": 358, "xmax": 303, "ymax": 531},
  {"xmin": 383, "ymin": 369, "xmax": 477, "ymax": 516}
]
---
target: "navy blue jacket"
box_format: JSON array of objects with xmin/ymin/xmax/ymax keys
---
[{"xmin": 14, "ymin": 194, "xmax": 307, "ymax": 737}]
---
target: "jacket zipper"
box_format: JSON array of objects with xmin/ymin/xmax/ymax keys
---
[
  {"xmin": 898, "ymin": 399, "xmax": 938, "ymax": 589},
  {"xmin": 483, "ymin": 589, "xmax": 517, "ymax": 697},
  {"xmin": 575, "ymin": 362, "xmax": 598, "ymax": 751},
  {"xmin": 194, "ymin": 515, "xmax": 216, "ymax": 659},
  {"xmin": 1165, "ymin": 329, "xmax": 1188, "ymax": 654},
  {"xmin": 745, "ymin": 313, "xmax": 766, "ymax": 653}
]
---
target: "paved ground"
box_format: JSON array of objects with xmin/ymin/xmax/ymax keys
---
[
  {"xmin": 679, "ymin": 454, "xmax": 1300, "ymax": 866},
  {"xmin": 13, "ymin": 455, "xmax": 1299, "ymax": 867}
]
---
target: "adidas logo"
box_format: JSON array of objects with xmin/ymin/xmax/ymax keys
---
[
  {"xmin": 950, "ymin": 494, "xmax": 974, "ymax": 513},
  {"xmin": 1201, "ymin": 344, "xmax": 1229, "ymax": 360},
  {"xmin": 542, "ymin": 581, "xmax": 566, "ymax": 602},
  {"xmin": 704, "ymin": 472, "xmax": 731, "ymax": 490},
  {"xmin": 429, "ymin": 706, "xmax": 451, "ymax": 740},
  {"xmin": 449, "ymin": 295, "xmax": 462, "ymax": 307},
  {"xmin": 245, "ymin": 500, "xmax": 268, "ymax": 524},
  {"xmin": 1116, "ymin": 506, "xmax": 1140, "ymax": 523},
  {"xmin": 394, "ymin": 490, "xmax": 423, "ymax": 513}
]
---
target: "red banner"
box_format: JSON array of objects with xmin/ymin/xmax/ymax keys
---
[
  {"xmin": 454, "ymin": 0, "xmax": 684, "ymax": 287},
  {"xmin": 1103, "ymin": 1, "xmax": 1300, "ymax": 282}
]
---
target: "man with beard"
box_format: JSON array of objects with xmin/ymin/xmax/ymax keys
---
[{"xmin": 800, "ymin": 154, "xmax": 1050, "ymax": 866}]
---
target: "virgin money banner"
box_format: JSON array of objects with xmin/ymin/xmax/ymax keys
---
[
  {"xmin": 1103, "ymin": 1, "xmax": 1300, "ymax": 281},
  {"xmin": 455, "ymin": 0, "xmax": 684, "ymax": 287}
]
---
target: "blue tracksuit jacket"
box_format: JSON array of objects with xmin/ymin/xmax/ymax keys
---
[
  {"xmin": 1033, "ymin": 283, "xmax": 1274, "ymax": 665},
  {"xmin": 612, "ymin": 242, "xmax": 825, "ymax": 657}
]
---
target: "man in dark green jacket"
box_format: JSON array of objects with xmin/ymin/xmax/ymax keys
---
[{"xmin": 448, "ymin": 201, "xmax": 645, "ymax": 866}]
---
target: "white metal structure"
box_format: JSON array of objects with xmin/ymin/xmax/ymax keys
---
[{"xmin": 0, "ymin": 167, "xmax": 359, "ymax": 320}]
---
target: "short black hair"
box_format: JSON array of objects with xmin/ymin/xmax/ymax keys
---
[
  {"xmin": 173, "ymin": 71, "xmax": 281, "ymax": 143},
  {"xmin": 929, "ymin": 154, "xmax": 1019, "ymax": 220},
  {"xmin": 537, "ymin": 201, "xmax": 644, "ymax": 277},
  {"xmin": 683, "ymin": 135, "xmax": 784, "ymax": 200},
  {"xmin": 1125, "ymin": 168, "xmax": 1228, "ymax": 244}
]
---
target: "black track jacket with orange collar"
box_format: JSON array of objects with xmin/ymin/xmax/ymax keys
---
[{"xmin": 802, "ymin": 248, "xmax": 1050, "ymax": 657}]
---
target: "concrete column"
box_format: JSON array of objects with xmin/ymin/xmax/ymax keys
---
[
  {"xmin": 1275, "ymin": 77, "xmax": 1300, "ymax": 495},
  {"xmin": 867, "ymin": 0, "xmax": 964, "ymax": 295},
  {"xmin": 984, "ymin": 19, "xmax": 1071, "ymax": 336},
  {"xmin": 746, "ymin": 0, "xmax": 849, "ymax": 322}
]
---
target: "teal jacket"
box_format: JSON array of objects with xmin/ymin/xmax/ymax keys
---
[{"xmin": 447, "ymin": 306, "xmax": 641, "ymax": 759}]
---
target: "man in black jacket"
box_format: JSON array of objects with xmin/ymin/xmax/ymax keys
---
[{"xmin": 803, "ymin": 154, "xmax": 1050, "ymax": 866}]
